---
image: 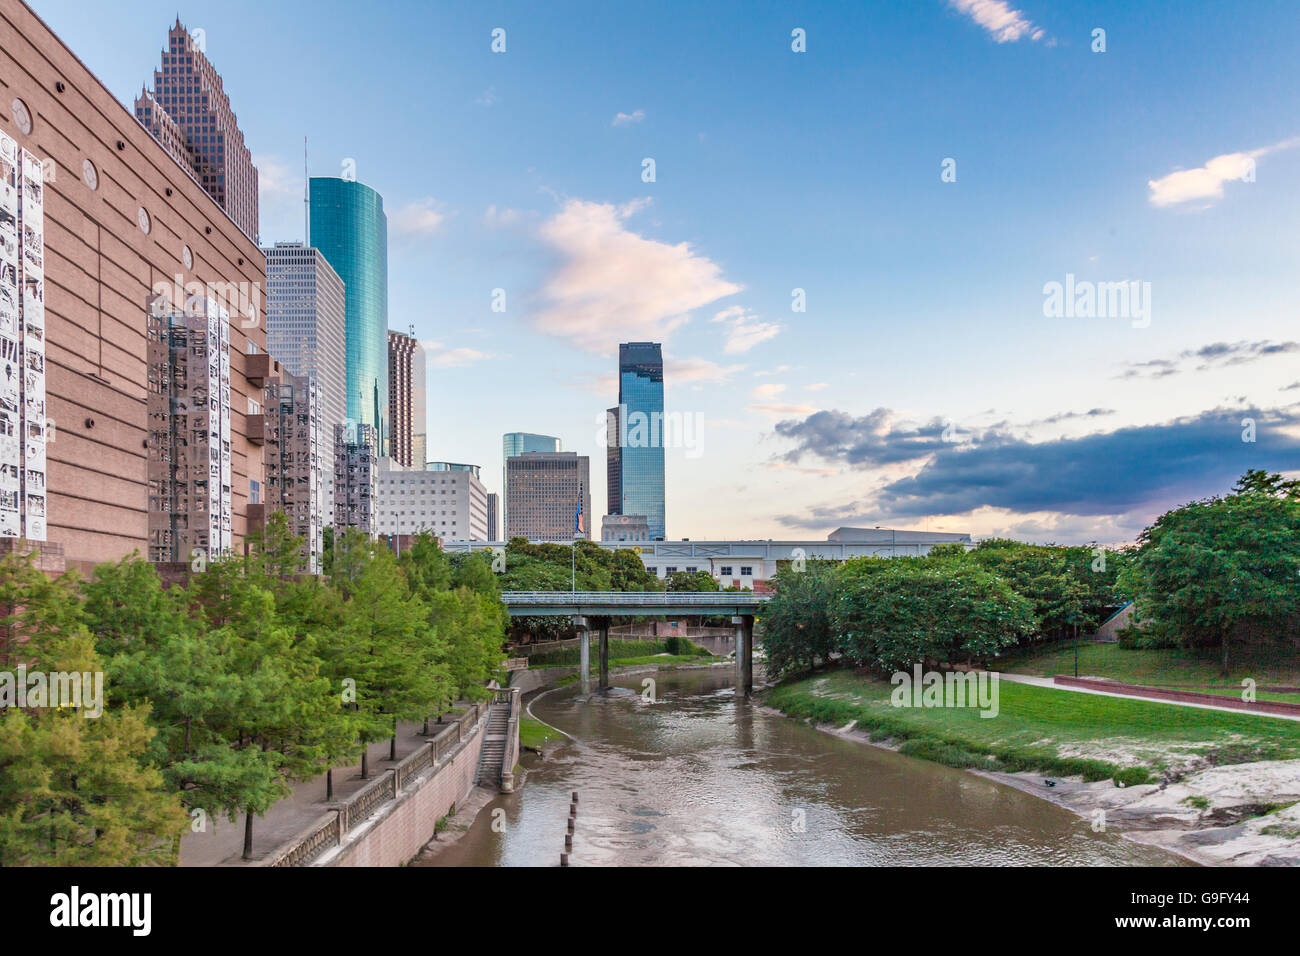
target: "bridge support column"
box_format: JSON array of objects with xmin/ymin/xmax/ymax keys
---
[
  {"xmin": 598, "ymin": 626, "xmax": 609, "ymax": 690},
  {"xmin": 732, "ymin": 615, "xmax": 754, "ymax": 697},
  {"xmin": 575, "ymin": 616, "xmax": 590, "ymax": 696}
]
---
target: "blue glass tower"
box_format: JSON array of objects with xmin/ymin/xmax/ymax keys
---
[
  {"xmin": 616, "ymin": 342, "xmax": 665, "ymax": 539},
  {"xmin": 308, "ymin": 177, "xmax": 388, "ymax": 447}
]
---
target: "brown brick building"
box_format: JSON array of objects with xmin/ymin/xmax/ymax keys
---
[
  {"xmin": 387, "ymin": 329, "xmax": 415, "ymax": 468},
  {"xmin": 0, "ymin": 0, "xmax": 268, "ymax": 574},
  {"xmin": 134, "ymin": 19, "xmax": 259, "ymax": 243}
]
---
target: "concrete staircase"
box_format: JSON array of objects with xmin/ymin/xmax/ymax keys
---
[{"xmin": 475, "ymin": 700, "xmax": 511, "ymax": 787}]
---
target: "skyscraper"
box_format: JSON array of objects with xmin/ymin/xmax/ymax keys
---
[
  {"xmin": 262, "ymin": 242, "xmax": 346, "ymax": 522},
  {"xmin": 7, "ymin": 0, "xmax": 267, "ymax": 575},
  {"xmin": 505, "ymin": 452, "xmax": 590, "ymax": 543},
  {"xmin": 605, "ymin": 406, "xmax": 621, "ymax": 516},
  {"xmin": 501, "ymin": 432, "xmax": 561, "ymax": 532},
  {"xmin": 334, "ymin": 422, "xmax": 378, "ymax": 536},
  {"xmin": 611, "ymin": 342, "xmax": 665, "ymax": 539},
  {"xmin": 134, "ymin": 19, "xmax": 259, "ymax": 241},
  {"xmin": 146, "ymin": 294, "xmax": 232, "ymax": 563},
  {"xmin": 387, "ymin": 330, "xmax": 421, "ymax": 467},
  {"xmin": 411, "ymin": 339, "xmax": 427, "ymax": 467},
  {"xmin": 309, "ymin": 177, "xmax": 388, "ymax": 447},
  {"xmin": 252, "ymin": 362, "xmax": 323, "ymax": 573}
]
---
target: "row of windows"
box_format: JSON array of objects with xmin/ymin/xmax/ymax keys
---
[{"xmin": 660, "ymin": 565, "xmax": 753, "ymax": 576}]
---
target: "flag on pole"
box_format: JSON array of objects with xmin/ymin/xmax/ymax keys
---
[{"xmin": 575, "ymin": 482, "xmax": 584, "ymax": 534}]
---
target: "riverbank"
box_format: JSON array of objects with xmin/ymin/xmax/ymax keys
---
[
  {"xmin": 417, "ymin": 664, "xmax": 1180, "ymax": 866},
  {"xmin": 762, "ymin": 669, "xmax": 1300, "ymax": 866}
]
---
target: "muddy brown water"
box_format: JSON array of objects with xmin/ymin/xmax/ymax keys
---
[{"xmin": 415, "ymin": 667, "xmax": 1186, "ymax": 866}]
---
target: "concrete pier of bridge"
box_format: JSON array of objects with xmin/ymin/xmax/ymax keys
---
[
  {"xmin": 574, "ymin": 616, "xmax": 612, "ymax": 694},
  {"xmin": 732, "ymin": 615, "xmax": 754, "ymax": 697}
]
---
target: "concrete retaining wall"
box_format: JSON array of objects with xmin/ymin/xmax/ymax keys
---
[{"xmin": 323, "ymin": 717, "xmax": 485, "ymax": 868}]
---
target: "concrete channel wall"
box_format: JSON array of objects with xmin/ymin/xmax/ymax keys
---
[{"xmin": 261, "ymin": 706, "xmax": 487, "ymax": 868}]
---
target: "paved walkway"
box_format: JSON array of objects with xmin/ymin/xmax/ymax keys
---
[
  {"xmin": 997, "ymin": 672, "xmax": 1300, "ymax": 722},
  {"xmin": 180, "ymin": 711, "xmax": 472, "ymax": 866}
]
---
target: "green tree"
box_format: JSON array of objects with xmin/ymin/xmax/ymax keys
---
[
  {"xmin": 758, "ymin": 562, "xmax": 839, "ymax": 677},
  {"xmin": 1120, "ymin": 473, "xmax": 1300, "ymax": 674},
  {"xmin": 335, "ymin": 542, "xmax": 446, "ymax": 771},
  {"xmin": 833, "ymin": 560, "xmax": 1037, "ymax": 672},
  {"xmin": 664, "ymin": 570, "xmax": 719, "ymax": 592},
  {"xmin": 0, "ymin": 579, "xmax": 186, "ymax": 865}
]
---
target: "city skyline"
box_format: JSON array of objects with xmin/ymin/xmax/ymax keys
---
[{"xmin": 33, "ymin": 0, "xmax": 1300, "ymax": 545}]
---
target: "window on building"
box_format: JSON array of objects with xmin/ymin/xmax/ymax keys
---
[
  {"xmin": 740, "ymin": 566, "xmax": 753, "ymax": 576},
  {"xmin": 719, "ymin": 565, "xmax": 732, "ymax": 576}
]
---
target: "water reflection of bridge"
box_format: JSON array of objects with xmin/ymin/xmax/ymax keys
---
[{"xmin": 500, "ymin": 592, "xmax": 770, "ymax": 697}]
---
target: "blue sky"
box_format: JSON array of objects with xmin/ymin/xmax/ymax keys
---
[{"xmin": 34, "ymin": 0, "xmax": 1300, "ymax": 542}]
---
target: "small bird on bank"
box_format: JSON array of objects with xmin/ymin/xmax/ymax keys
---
[{"xmin": 1043, "ymin": 780, "xmax": 1057, "ymax": 788}]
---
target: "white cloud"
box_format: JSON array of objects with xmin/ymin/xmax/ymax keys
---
[
  {"xmin": 665, "ymin": 356, "xmax": 745, "ymax": 386},
  {"xmin": 750, "ymin": 402, "xmax": 819, "ymax": 418},
  {"xmin": 392, "ymin": 198, "xmax": 448, "ymax": 236},
  {"xmin": 420, "ymin": 341, "xmax": 494, "ymax": 368},
  {"xmin": 804, "ymin": 382, "xmax": 829, "ymax": 391},
  {"xmin": 712, "ymin": 306, "xmax": 780, "ymax": 354},
  {"xmin": 532, "ymin": 198, "xmax": 742, "ymax": 353},
  {"xmin": 476, "ymin": 86, "xmax": 500, "ymax": 107},
  {"xmin": 948, "ymin": 0, "xmax": 1048, "ymax": 43},
  {"xmin": 254, "ymin": 154, "xmax": 303, "ymax": 237},
  {"xmin": 1147, "ymin": 137, "xmax": 1299, "ymax": 208},
  {"xmin": 483, "ymin": 204, "xmax": 527, "ymax": 228},
  {"xmin": 612, "ymin": 109, "xmax": 646, "ymax": 126},
  {"xmin": 752, "ymin": 383, "xmax": 787, "ymax": 400}
]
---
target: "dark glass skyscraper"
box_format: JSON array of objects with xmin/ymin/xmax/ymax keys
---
[
  {"xmin": 308, "ymin": 177, "xmax": 388, "ymax": 445},
  {"xmin": 614, "ymin": 342, "xmax": 665, "ymax": 539}
]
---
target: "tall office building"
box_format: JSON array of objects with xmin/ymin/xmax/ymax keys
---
[
  {"xmin": 146, "ymin": 294, "xmax": 232, "ymax": 563},
  {"xmin": 386, "ymin": 330, "xmax": 421, "ymax": 467},
  {"xmin": 605, "ymin": 406, "xmax": 621, "ymax": 516},
  {"xmin": 5, "ymin": 0, "xmax": 267, "ymax": 576},
  {"xmin": 249, "ymin": 361, "xmax": 322, "ymax": 573},
  {"xmin": 411, "ymin": 338, "xmax": 427, "ymax": 467},
  {"xmin": 333, "ymin": 422, "xmax": 378, "ymax": 536},
  {"xmin": 502, "ymin": 432, "xmax": 561, "ymax": 459},
  {"xmin": 501, "ymin": 432, "xmax": 560, "ymax": 532},
  {"xmin": 134, "ymin": 19, "xmax": 259, "ymax": 241},
  {"xmin": 376, "ymin": 459, "xmax": 488, "ymax": 543},
  {"xmin": 309, "ymin": 177, "xmax": 388, "ymax": 447},
  {"xmin": 610, "ymin": 342, "xmax": 666, "ymax": 539},
  {"xmin": 505, "ymin": 451, "xmax": 590, "ymax": 543},
  {"xmin": 262, "ymin": 242, "xmax": 346, "ymax": 522},
  {"xmin": 486, "ymin": 492, "xmax": 499, "ymax": 542}
]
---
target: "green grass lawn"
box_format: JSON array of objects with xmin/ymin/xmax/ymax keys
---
[
  {"xmin": 765, "ymin": 669, "xmax": 1300, "ymax": 784},
  {"xmin": 998, "ymin": 641, "xmax": 1300, "ymax": 688},
  {"xmin": 519, "ymin": 716, "xmax": 564, "ymax": 750}
]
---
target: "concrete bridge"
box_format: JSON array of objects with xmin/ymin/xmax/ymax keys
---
[{"xmin": 500, "ymin": 591, "xmax": 769, "ymax": 697}]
